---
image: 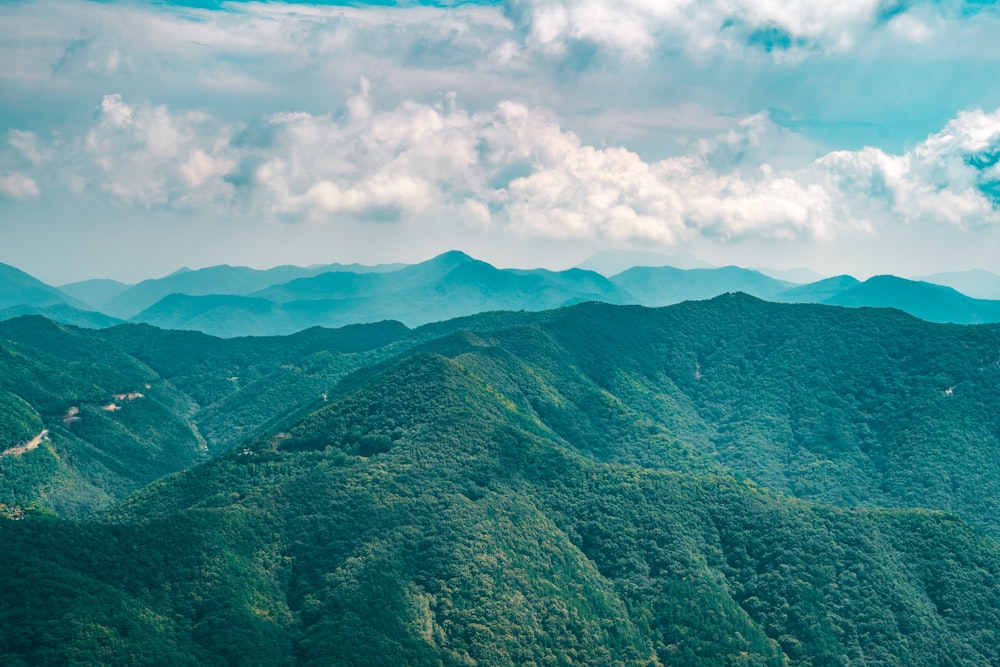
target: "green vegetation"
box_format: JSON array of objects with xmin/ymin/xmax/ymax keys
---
[
  {"xmin": 2, "ymin": 296, "xmax": 1000, "ymax": 664},
  {"xmin": 0, "ymin": 316, "xmax": 410, "ymax": 516}
]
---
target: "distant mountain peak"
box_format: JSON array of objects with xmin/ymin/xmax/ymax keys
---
[{"xmin": 428, "ymin": 249, "xmax": 476, "ymax": 264}]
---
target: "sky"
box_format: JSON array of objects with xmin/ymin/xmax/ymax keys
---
[{"xmin": 2, "ymin": 0, "xmax": 1000, "ymax": 284}]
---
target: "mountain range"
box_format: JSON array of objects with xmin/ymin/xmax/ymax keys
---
[
  {"xmin": 5, "ymin": 252, "xmax": 1000, "ymax": 337},
  {"xmin": 2, "ymin": 297, "xmax": 999, "ymax": 664}
]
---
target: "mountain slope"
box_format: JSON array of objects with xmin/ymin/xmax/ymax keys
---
[
  {"xmin": 527, "ymin": 296, "xmax": 1000, "ymax": 533},
  {"xmin": 3, "ymin": 311, "xmax": 1000, "ymax": 665},
  {"xmin": 0, "ymin": 316, "xmax": 411, "ymax": 516},
  {"xmin": 6, "ymin": 296, "xmax": 1000, "ymax": 536},
  {"xmin": 0, "ymin": 316, "xmax": 203, "ymax": 516}
]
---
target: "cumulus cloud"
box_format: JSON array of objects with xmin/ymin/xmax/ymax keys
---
[
  {"xmin": 74, "ymin": 89, "xmax": 868, "ymax": 243},
  {"xmin": 7, "ymin": 87, "xmax": 1000, "ymax": 248},
  {"xmin": 83, "ymin": 94, "xmax": 236, "ymax": 207},
  {"xmin": 818, "ymin": 108, "xmax": 1000, "ymax": 230}
]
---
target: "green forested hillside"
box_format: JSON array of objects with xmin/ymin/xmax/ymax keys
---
[
  {"xmin": 0, "ymin": 317, "xmax": 201, "ymax": 516},
  {"xmin": 2, "ymin": 298, "xmax": 1000, "ymax": 664},
  {"xmin": 516, "ymin": 296, "xmax": 1000, "ymax": 534},
  {"xmin": 0, "ymin": 317, "xmax": 410, "ymax": 516}
]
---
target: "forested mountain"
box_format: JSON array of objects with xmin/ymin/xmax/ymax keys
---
[
  {"xmin": 0, "ymin": 316, "xmax": 410, "ymax": 517},
  {"xmin": 2, "ymin": 298, "xmax": 1000, "ymax": 664}
]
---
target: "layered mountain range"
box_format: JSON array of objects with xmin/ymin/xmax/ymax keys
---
[
  {"xmin": 2, "ymin": 296, "xmax": 1000, "ymax": 664},
  {"xmin": 4, "ymin": 251, "xmax": 1000, "ymax": 337}
]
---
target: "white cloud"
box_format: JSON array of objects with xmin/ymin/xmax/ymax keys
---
[
  {"xmin": 209, "ymin": 89, "xmax": 856, "ymax": 244},
  {"xmin": 0, "ymin": 173, "xmax": 40, "ymax": 200},
  {"xmin": 6, "ymin": 86, "xmax": 1000, "ymax": 250},
  {"xmin": 83, "ymin": 94, "xmax": 236, "ymax": 207},
  {"xmin": 818, "ymin": 108, "xmax": 1000, "ymax": 230},
  {"xmin": 506, "ymin": 0, "xmax": 997, "ymax": 62}
]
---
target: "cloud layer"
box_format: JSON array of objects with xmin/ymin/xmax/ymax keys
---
[{"xmin": 7, "ymin": 85, "xmax": 1000, "ymax": 251}]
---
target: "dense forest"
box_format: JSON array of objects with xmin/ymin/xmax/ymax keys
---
[{"xmin": 2, "ymin": 296, "xmax": 1000, "ymax": 664}]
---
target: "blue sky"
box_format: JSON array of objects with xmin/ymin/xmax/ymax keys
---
[{"xmin": 2, "ymin": 0, "xmax": 1000, "ymax": 282}]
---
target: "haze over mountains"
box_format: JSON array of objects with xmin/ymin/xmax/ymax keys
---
[{"xmin": 3, "ymin": 251, "xmax": 1000, "ymax": 337}]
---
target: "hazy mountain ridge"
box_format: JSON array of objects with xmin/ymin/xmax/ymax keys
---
[
  {"xmin": 916, "ymin": 268, "xmax": 1000, "ymax": 300},
  {"xmin": 0, "ymin": 303, "xmax": 123, "ymax": 329},
  {"xmin": 2, "ymin": 299, "xmax": 1000, "ymax": 664},
  {"xmin": 576, "ymin": 248, "xmax": 714, "ymax": 274},
  {"xmin": 58, "ymin": 278, "xmax": 132, "ymax": 311},
  {"xmin": 823, "ymin": 275, "xmax": 1000, "ymax": 323},
  {"xmin": 778, "ymin": 275, "xmax": 861, "ymax": 302},
  {"xmin": 125, "ymin": 257, "xmax": 1000, "ymax": 335},
  {"xmin": 100, "ymin": 260, "xmax": 408, "ymax": 319},
  {"xmin": 612, "ymin": 264, "xmax": 796, "ymax": 305},
  {"xmin": 5, "ymin": 253, "xmax": 1000, "ymax": 337},
  {"xmin": 0, "ymin": 263, "xmax": 88, "ymax": 311}
]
